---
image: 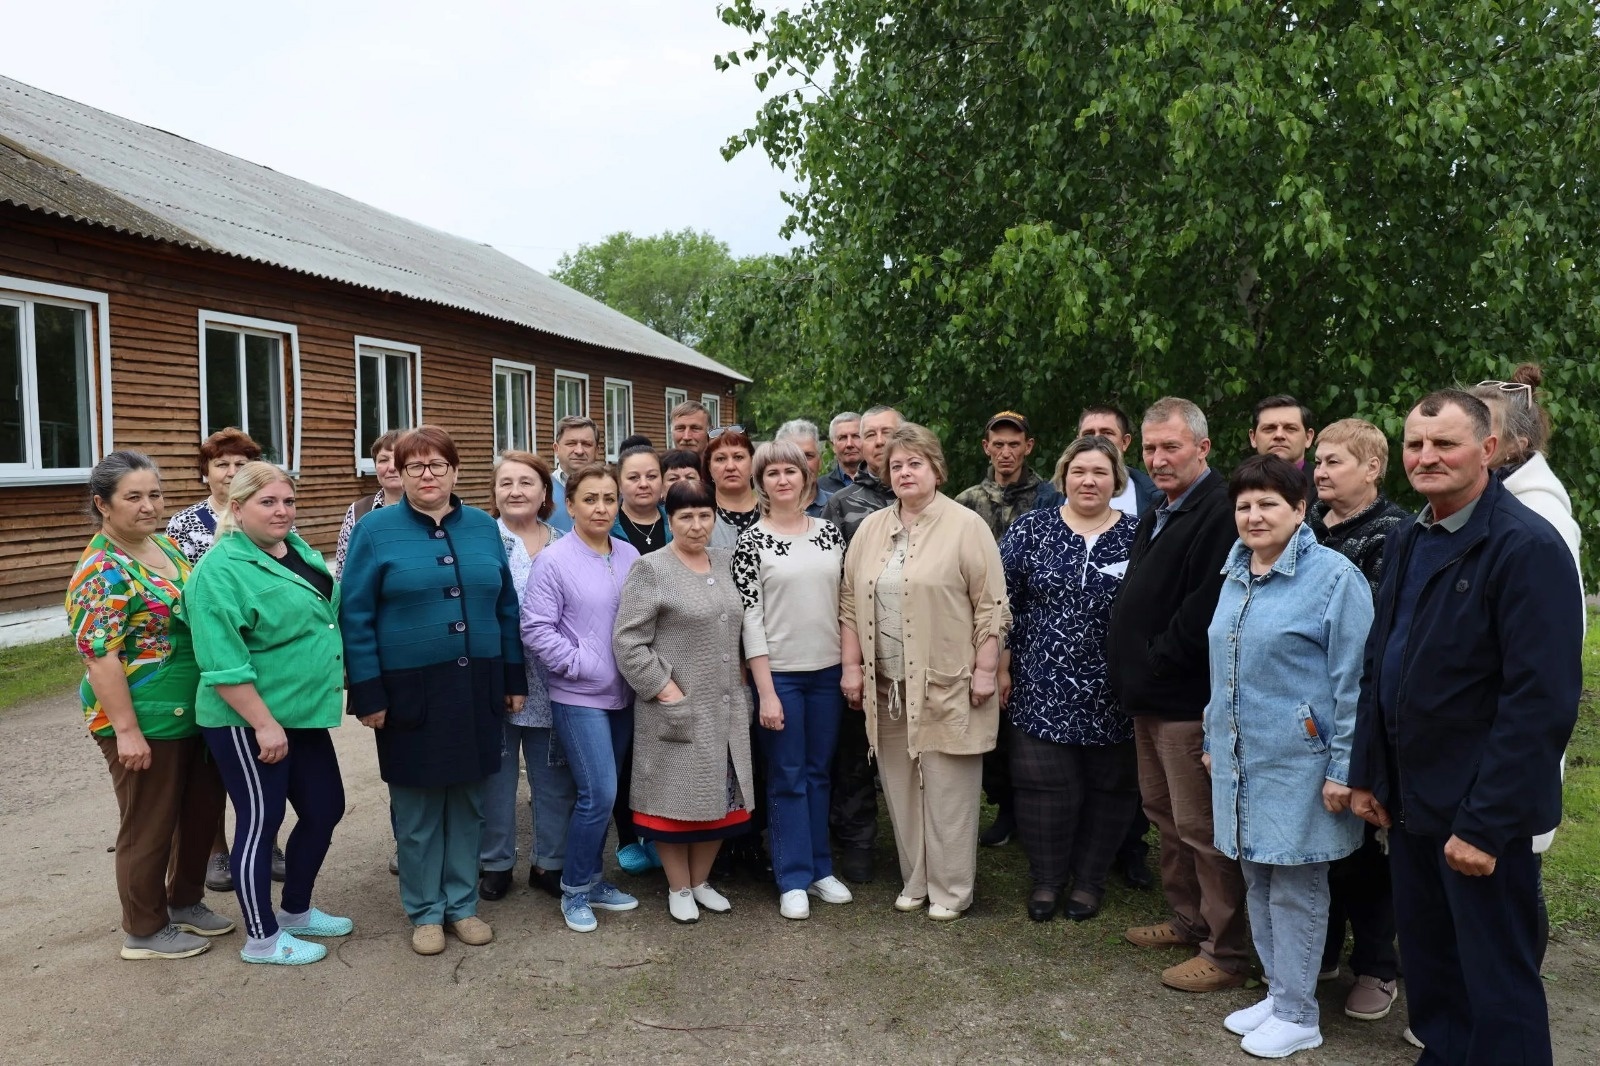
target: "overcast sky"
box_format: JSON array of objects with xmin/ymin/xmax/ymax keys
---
[{"xmin": 3, "ymin": 1, "xmax": 796, "ymax": 273}]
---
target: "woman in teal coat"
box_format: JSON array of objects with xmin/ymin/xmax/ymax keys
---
[{"xmin": 182, "ymin": 461, "xmax": 351, "ymax": 966}]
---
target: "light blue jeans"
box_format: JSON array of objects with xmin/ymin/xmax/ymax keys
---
[
  {"xmin": 552, "ymin": 702, "xmax": 633, "ymax": 894},
  {"xmin": 480, "ymin": 722, "xmax": 576, "ymax": 874},
  {"xmin": 1241, "ymin": 858, "xmax": 1331, "ymax": 1027}
]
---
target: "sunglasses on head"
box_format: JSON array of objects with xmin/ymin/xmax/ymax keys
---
[
  {"xmin": 1476, "ymin": 380, "xmax": 1533, "ymax": 406},
  {"xmin": 708, "ymin": 424, "xmax": 746, "ymax": 439}
]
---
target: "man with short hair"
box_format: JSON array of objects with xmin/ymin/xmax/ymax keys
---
[
  {"xmin": 1106, "ymin": 397, "xmax": 1250, "ymax": 993},
  {"xmin": 1078, "ymin": 404, "xmax": 1162, "ymax": 516},
  {"xmin": 1251, "ymin": 394, "xmax": 1317, "ymax": 499},
  {"xmin": 775, "ymin": 418, "xmax": 833, "ymax": 517},
  {"xmin": 1347, "ymin": 390, "xmax": 1580, "ymax": 1064},
  {"xmin": 670, "ymin": 400, "xmax": 712, "ymax": 454},
  {"xmin": 820, "ymin": 404, "xmax": 902, "ymax": 882},
  {"xmin": 818, "ymin": 411, "xmax": 864, "ymax": 494},
  {"xmin": 547, "ymin": 415, "xmax": 598, "ymax": 533},
  {"xmin": 954, "ymin": 411, "xmax": 1065, "ymax": 544}
]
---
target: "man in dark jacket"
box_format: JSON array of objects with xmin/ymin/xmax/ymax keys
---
[
  {"xmin": 821, "ymin": 404, "xmax": 901, "ymax": 882},
  {"xmin": 1347, "ymin": 390, "xmax": 1580, "ymax": 1065},
  {"xmin": 953, "ymin": 411, "xmax": 1064, "ymax": 542},
  {"xmin": 1106, "ymin": 397, "xmax": 1249, "ymax": 993}
]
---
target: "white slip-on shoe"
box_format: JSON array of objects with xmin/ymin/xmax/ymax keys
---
[
  {"xmin": 893, "ymin": 894, "xmax": 927, "ymax": 912},
  {"xmin": 927, "ymin": 903, "xmax": 963, "ymax": 921},
  {"xmin": 667, "ymin": 888, "xmax": 700, "ymax": 925},
  {"xmin": 1224, "ymin": 996, "xmax": 1277, "ymax": 1036},
  {"xmin": 1240, "ymin": 1017, "xmax": 1323, "ymax": 1059},
  {"xmin": 807, "ymin": 876, "xmax": 853, "ymax": 904},
  {"xmin": 690, "ymin": 882, "xmax": 731, "ymax": 913},
  {"xmin": 779, "ymin": 889, "xmax": 810, "ymax": 920}
]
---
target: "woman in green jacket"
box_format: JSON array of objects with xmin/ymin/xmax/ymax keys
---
[{"xmin": 181, "ymin": 462, "xmax": 351, "ymax": 966}]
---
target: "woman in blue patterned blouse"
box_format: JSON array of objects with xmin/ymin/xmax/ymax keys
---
[{"xmin": 997, "ymin": 434, "xmax": 1140, "ymax": 923}]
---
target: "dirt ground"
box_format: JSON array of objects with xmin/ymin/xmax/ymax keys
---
[{"xmin": 3, "ymin": 690, "xmax": 1596, "ymax": 1066}]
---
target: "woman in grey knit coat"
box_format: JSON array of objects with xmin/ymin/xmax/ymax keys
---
[{"xmin": 612, "ymin": 479, "xmax": 755, "ymax": 924}]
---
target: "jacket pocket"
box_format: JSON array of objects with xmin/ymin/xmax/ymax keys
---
[
  {"xmin": 922, "ymin": 667, "xmax": 972, "ymax": 729},
  {"xmin": 1296, "ymin": 703, "xmax": 1329, "ymax": 754},
  {"xmin": 654, "ymin": 696, "xmax": 695, "ymax": 744}
]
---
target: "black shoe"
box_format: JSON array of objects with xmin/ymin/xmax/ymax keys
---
[
  {"xmin": 528, "ymin": 866, "xmax": 563, "ymax": 899},
  {"xmin": 478, "ymin": 868, "xmax": 512, "ymax": 901},
  {"xmin": 979, "ymin": 812, "xmax": 1015, "ymax": 848},
  {"xmin": 711, "ymin": 851, "xmax": 737, "ymax": 883},
  {"xmin": 838, "ymin": 847, "xmax": 875, "ymax": 884},
  {"xmin": 1027, "ymin": 889, "xmax": 1061, "ymax": 922},
  {"xmin": 741, "ymin": 842, "xmax": 773, "ymax": 883},
  {"xmin": 1064, "ymin": 895, "xmax": 1101, "ymax": 922},
  {"xmin": 270, "ymin": 843, "xmax": 287, "ymax": 883},
  {"xmin": 1119, "ymin": 855, "xmax": 1154, "ymax": 890}
]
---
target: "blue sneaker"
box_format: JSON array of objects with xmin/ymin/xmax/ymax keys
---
[
  {"xmin": 589, "ymin": 881, "xmax": 639, "ymax": 912},
  {"xmin": 616, "ymin": 843, "xmax": 653, "ymax": 875},
  {"xmin": 241, "ymin": 932, "xmax": 326, "ymax": 966},
  {"xmin": 562, "ymin": 892, "xmax": 598, "ymax": 933},
  {"xmin": 277, "ymin": 907, "xmax": 354, "ymax": 938}
]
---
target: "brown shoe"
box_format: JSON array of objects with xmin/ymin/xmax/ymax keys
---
[
  {"xmin": 1344, "ymin": 974, "xmax": 1398, "ymax": 1020},
  {"xmin": 1124, "ymin": 921, "xmax": 1196, "ymax": 949},
  {"xmin": 411, "ymin": 924, "xmax": 445, "ymax": 955},
  {"xmin": 447, "ymin": 915, "xmax": 494, "ymax": 946},
  {"xmin": 1160, "ymin": 955, "xmax": 1247, "ymax": 993}
]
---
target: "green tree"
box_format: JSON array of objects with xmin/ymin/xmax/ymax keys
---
[
  {"xmin": 717, "ymin": 0, "xmax": 1600, "ymax": 562},
  {"xmin": 551, "ymin": 229, "xmax": 734, "ymax": 345}
]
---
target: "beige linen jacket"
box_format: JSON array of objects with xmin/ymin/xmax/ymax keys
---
[{"xmin": 840, "ymin": 492, "xmax": 1011, "ymax": 759}]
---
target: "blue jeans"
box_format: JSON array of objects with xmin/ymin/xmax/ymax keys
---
[
  {"xmin": 480, "ymin": 722, "xmax": 576, "ymax": 874},
  {"xmin": 1241, "ymin": 858, "xmax": 1330, "ymax": 1027},
  {"xmin": 552, "ymin": 702, "xmax": 633, "ymax": 893},
  {"xmin": 758, "ymin": 666, "xmax": 843, "ymax": 892}
]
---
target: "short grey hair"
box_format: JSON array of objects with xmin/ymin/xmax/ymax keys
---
[
  {"xmin": 1142, "ymin": 397, "xmax": 1208, "ymax": 442},
  {"xmin": 862, "ymin": 404, "xmax": 900, "ymax": 422},
  {"xmin": 775, "ymin": 418, "xmax": 821, "ymax": 444},
  {"xmin": 828, "ymin": 411, "xmax": 862, "ymax": 436}
]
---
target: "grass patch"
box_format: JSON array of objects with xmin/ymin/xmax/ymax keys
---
[
  {"xmin": 1544, "ymin": 618, "xmax": 1600, "ymax": 940},
  {"xmin": 0, "ymin": 637, "xmax": 81, "ymax": 711}
]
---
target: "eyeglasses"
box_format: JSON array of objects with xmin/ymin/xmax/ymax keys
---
[
  {"xmin": 402, "ymin": 460, "xmax": 453, "ymax": 478},
  {"xmin": 1476, "ymin": 380, "xmax": 1533, "ymax": 407},
  {"xmin": 708, "ymin": 425, "xmax": 746, "ymax": 439}
]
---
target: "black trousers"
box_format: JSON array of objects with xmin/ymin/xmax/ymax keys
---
[
  {"xmin": 828, "ymin": 706, "xmax": 878, "ymax": 851},
  {"xmin": 1389, "ymin": 829, "xmax": 1550, "ymax": 1065},
  {"xmin": 1320, "ymin": 821, "xmax": 1399, "ymax": 981},
  {"xmin": 1008, "ymin": 726, "xmax": 1138, "ymax": 898}
]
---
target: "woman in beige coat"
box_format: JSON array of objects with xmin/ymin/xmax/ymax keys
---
[{"xmin": 840, "ymin": 423, "xmax": 1010, "ymax": 920}]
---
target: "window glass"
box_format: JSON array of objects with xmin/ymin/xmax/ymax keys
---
[
  {"xmin": 205, "ymin": 327, "xmax": 242, "ymax": 431},
  {"xmin": 33, "ymin": 303, "xmax": 91, "ymax": 469},
  {"xmin": 0, "ymin": 305, "xmax": 22, "ymax": 464}
]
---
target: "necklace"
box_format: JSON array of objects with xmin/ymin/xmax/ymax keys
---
[
  {"xmin": 1062, "ymin": 506, "xmax": 1117, "ymax": 538},
  {"xmin": 620, "ymin": 510, "xmax": 664, "ymax": 547}
]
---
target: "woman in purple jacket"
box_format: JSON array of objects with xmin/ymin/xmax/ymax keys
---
[{"xmin": 522, "ymin": 463, "xmax": 641, "ymax": 933}]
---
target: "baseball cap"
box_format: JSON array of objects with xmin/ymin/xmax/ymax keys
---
[{"xmin": 984, "ymin": 410, "xmax": 1031, "ymax": 435}]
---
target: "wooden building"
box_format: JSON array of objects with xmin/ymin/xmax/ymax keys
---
[{"xmin": 0, "ymin": 76, "xmax": 745, "ymax": 644}]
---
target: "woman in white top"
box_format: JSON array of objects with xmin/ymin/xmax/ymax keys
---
[{"xmin": 733, "ymin": 440, "xmax": 851, "ymax": 920}]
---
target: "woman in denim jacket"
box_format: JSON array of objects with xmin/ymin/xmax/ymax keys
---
[{"xmin": 1203, "ymin": 456, "xmax": 1371, "ymax": 1060}]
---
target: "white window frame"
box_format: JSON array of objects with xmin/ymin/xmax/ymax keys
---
[
  {"xmin": 492, "ymin": 359, "xmax": 538, "ymax": 456},
  {"xmin": 701, "ymin": 392, "xmax": 723, "ymax": 430},
  {"xmin": 0, "ymin": 276, "xmax": 111, "ymax": 486},
  {"xmin": 603, "ymin": 378, "xmax": 635, "ymax": 461},
  {"xmin": 353, "ymin": 337, "xmax": 423, "ymax": 474},
  {"xmin": 198, "ymin": 310, "xmax": 301, "ymax": 473},
  {"xmin": 663, "ymin": 387, "xmax": 688, "ymax": 442},
  {"xmin": 553, "ymin": 370, "xmax": 590, "ymax": 426}
]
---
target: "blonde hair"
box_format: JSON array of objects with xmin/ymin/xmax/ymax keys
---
[
  {"xmin": 1053, "ymin": 435, "xmax": 1128, "ymax": 496},
  {"xmin": 882, "ymin": 423, "xmax": 948, "ymax": 486},
  {"xmin": 1317, "ymin": 418, "xmax": 1390, "ymax": 480},
  {"xmin": 217, "ymin": 461, "xmax": 294, "ymax": 535},
  {"xmin": 752, "ymin": 439, "xmax": 819, "ymax": 514}
]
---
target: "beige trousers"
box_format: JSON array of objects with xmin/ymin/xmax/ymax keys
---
[{"xmin": 873, "ymin": 680, "xmax": 983, "ymax": 911}]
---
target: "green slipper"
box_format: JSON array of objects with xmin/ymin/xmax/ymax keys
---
[
  {"xmin": 241, "ymin": 932, "xmax": 327, "ymax": 966},
  {"xmin": 277, "ymin": 908, "xmax": 354, "ymax": 938}
]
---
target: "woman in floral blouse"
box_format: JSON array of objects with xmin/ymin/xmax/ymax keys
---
[{"xmin": 67, "ymin": 451, "xmax": 232, "ymax": 960}]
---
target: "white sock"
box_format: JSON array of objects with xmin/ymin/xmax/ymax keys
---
[
  {"xmin": 277, "ymin": 908, "xmax": 311, "ymax": 927},
  {"xmin": 243, "ymin": 930, "xmax": 282, "ymax": 958}
]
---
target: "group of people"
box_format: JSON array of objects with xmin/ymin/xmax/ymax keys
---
[{"xmin": 66, "ymin": 375, "xmax": 1580, "ymax": 1063}]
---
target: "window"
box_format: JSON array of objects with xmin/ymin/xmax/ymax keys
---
[
  {"xmin": 604, "ymin": 379, "xmax": 634, "ymax": 461},
  {"xmin": 553, "ymin": 371, "xmax": 589, "ymax": 423},
  {"xmin": 354, "ymin": 338, "xmax": 421, "ymax": 472},
  {"xmin": 701, "ymin": 393, "xmax": 722, "ymax": 429},
  {"xmin": 493, "ymin": 361, "xmax": 536, "ymax": 454},
  {"xmin": 199, "ymin": 311, "xmax": 299, "ymax": 468},
  {"xmin": 663, "ymin": 387, "xmax": 688, "ymax": 440},
  {"xmin": 0, "ymin": 283, "xmax": 103, "ymax": 480}
]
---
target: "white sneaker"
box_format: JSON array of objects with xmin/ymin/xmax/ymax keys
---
[
  {"xmin": 807, "ymin": 876, "xmax": 853, "ymax": 904},
  {"xmin": 667, "ymin": 888, "xmax": 700, "ymax": 925},
  {"xmin": 893, "ymin": 894, "xmax": 927, "ymax": 912},
  {"xmin": 779, "ymin": 889, "xmax": 810, "ymax": 920},
  {"xmin": 1224, "ymin": 996, "xmax": 1277, "ymax": 1036},
  {"xmin": 690, "ymin": 882, "xmax": 731, "ymax": 913},
  {"xmin": 927, "ymin": 903, "xmax": 963, "ymax": 921},
  {"xmin": 1240, "ymin": 1017, "xmax": 1323, "ymax": 1059}
]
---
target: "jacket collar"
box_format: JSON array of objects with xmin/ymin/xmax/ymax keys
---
[
  {"xmin": 882, "ymin": 491, "xmax": 952, "ymax": 536},
  {"xmin": 1223, "ymin": 521, "xmax": 1317, "ymax": 580},
  {"xmin": 400, "ymin": 494, "xmax": 465, "ymax": 528}
]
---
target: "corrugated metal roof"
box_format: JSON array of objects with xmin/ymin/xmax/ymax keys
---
[{"xmin": 0, "ymin": 76, "xmax": 748, "ymax": 382}]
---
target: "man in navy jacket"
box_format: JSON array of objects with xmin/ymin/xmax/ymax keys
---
[{"xmin": 1346, "ymin": 389, "xmax": 1580, "ymax": 1065}]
